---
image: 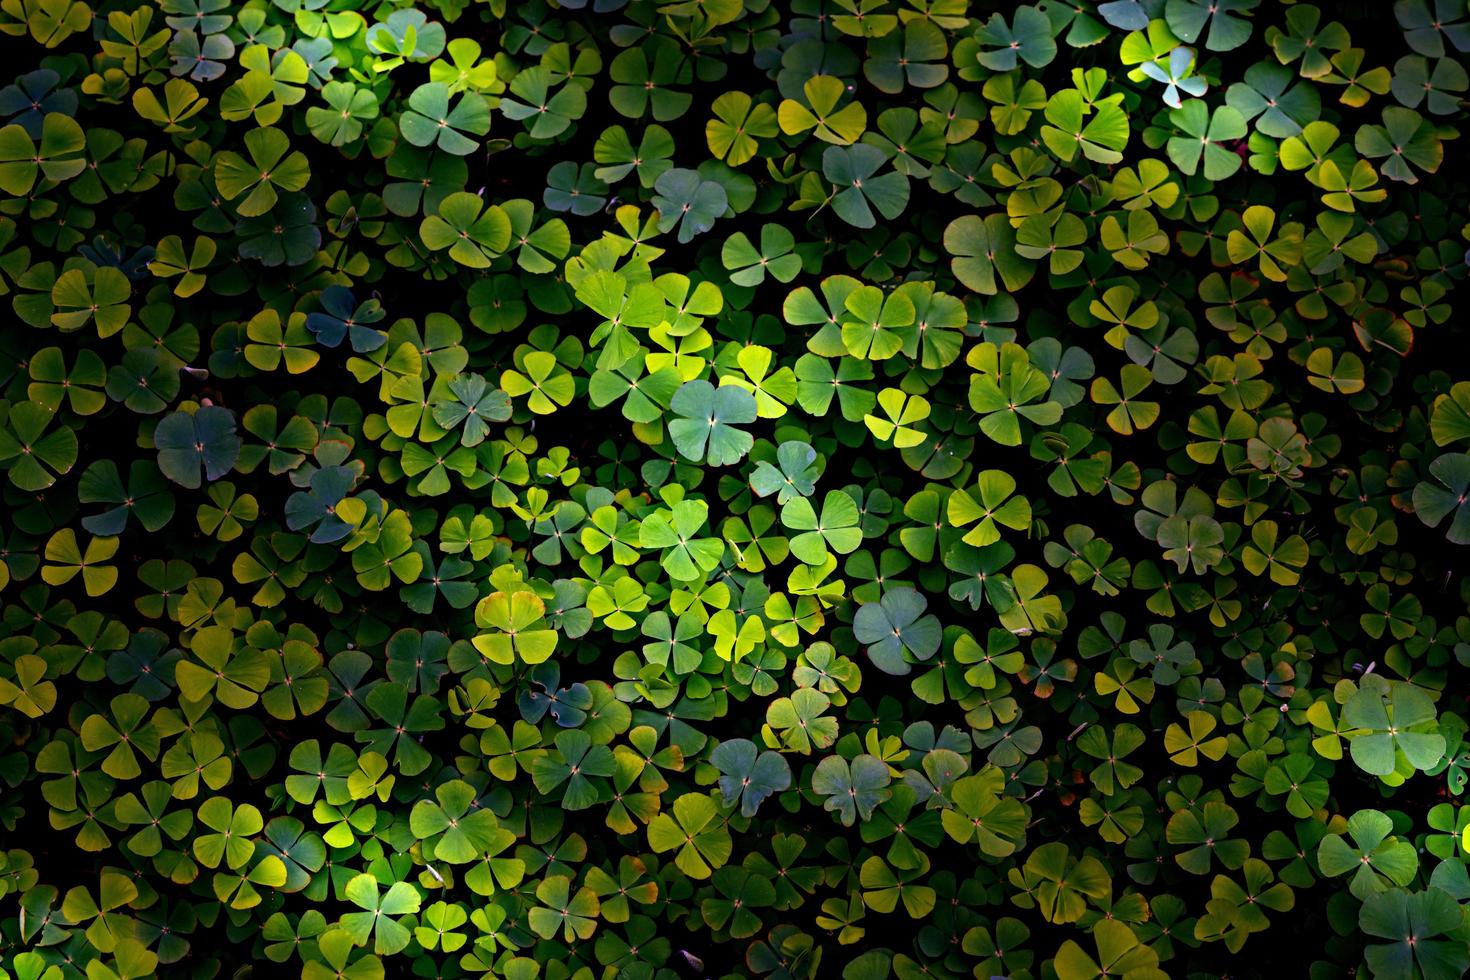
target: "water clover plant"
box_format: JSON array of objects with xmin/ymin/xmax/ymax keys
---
[{"xmin": 0, "ymin": 2, "xmax": 1469, "ymax": 980}]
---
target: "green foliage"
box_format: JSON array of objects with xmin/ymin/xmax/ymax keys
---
[{"xmin": 1, "ymin": 3, "xmax": 1469, "ymax": 980}]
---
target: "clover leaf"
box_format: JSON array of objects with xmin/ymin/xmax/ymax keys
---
[
  {"xmin": 852, "ymin": 587, "xmax": 942, "ymax": 675},
  {"xmin": 711, "ymin": 737, "xmax": 792, "ymax": 818},
  {"xmin": 669, "ymin": 380, "xmax": 757, "ymax": 466}
]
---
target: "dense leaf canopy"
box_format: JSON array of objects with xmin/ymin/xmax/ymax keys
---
[{"xmin": 0, "ymin": 0, "xmax": 1469, "ymax": 979}]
